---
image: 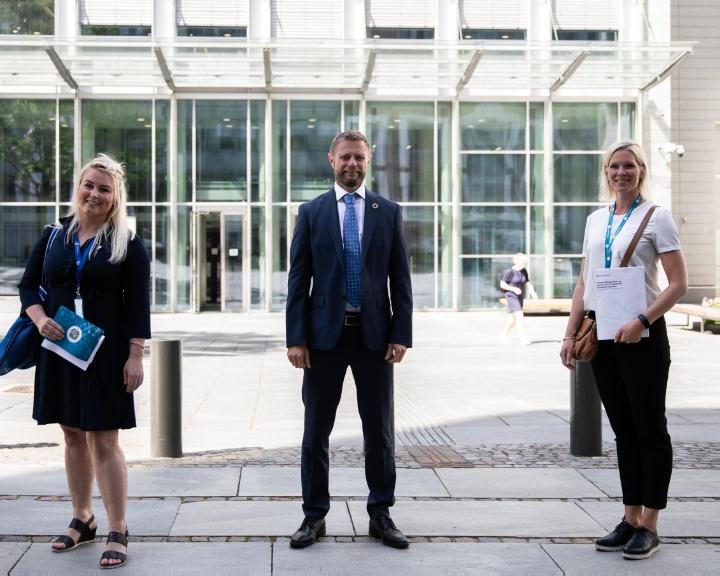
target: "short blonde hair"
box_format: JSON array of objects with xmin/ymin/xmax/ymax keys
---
[
  {"xmin": 599, "ymin": 141, "xmax": 650, "ymax": 201},
  {"xmin": 66, "ymin": 153, "xmax": 131, "ymax": 263}
]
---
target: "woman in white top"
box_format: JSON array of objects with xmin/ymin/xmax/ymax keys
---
[{"xmin": 560, "ymin": 141, "xmax": 687, "ymax": 560}]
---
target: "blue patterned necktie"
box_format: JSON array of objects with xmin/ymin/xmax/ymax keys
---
[{"xmin": 343, "ymin": 193, "xmax": 361, "ymax": 309}]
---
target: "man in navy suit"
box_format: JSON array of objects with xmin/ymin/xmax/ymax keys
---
[{"xmin": 286, "ymin": 131, "xmax": 413, "ymax": 549}]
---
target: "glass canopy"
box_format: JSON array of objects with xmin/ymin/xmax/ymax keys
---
[{"xmin": 0, "ymin": 37, "xmax": 693, "ymax": 97}]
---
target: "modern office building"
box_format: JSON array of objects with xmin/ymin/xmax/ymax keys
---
[{"xmin": 1, "ymin": 0, "xmax": 717, "ymax": 312}]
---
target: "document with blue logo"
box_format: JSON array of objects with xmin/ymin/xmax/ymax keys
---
[{"xmin": 41, "ymin": 305, "xmax": 105, "ymax": 371}]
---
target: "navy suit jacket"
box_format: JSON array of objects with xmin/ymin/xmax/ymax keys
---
[{"xmin": 286, "ymin": 188, "xmax": 413, "ymax": 352}]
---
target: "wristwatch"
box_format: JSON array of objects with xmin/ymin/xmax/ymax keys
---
[{"xmin": 636, "ymin": 314, "xmax": 651, "ymax": 329}]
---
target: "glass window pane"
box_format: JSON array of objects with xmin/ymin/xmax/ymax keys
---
[
  {"xmin": 195, "ymin": 100, "xmax": 247, "ymax": 202},
  {"xmin": 462, "ymin": 206, "xmax": 525, "ymax": 254},
  {"xmin": 126, "ymin": 206, "xmax": 152, "ymax": 255},
  {"xmin": 272, "ymin": 206, "xmax": 287, "ymax": 309},
  {"xmin": 367, "ymin": 28, "xmax": 434, "ymax": 40},
  {"xmin": 367, "ymin": 101, "xmax": 434, "ymax": 202},
  {"xmin": 250, "ymin": 100, "xmax": 265, "ymax": 202},
  {"xmin": 620, "ymin": 102, "xmax": 635, "ymax": 140},
  {"xmin": 529, "ymin": 102, "xmax": 544, "ymax": 150},
  {"xmin": 438, "ymin": 204, "xmax": 453, "ymax": 308},
  {"xmin": 59, "ymin": 100, "xmax": 74, "ymax": 202},
  {"xmin": 553, "ymin": 103, "xmax": 618, "ymax": 151},
  {"xmin": 177, "ymin": 26, "xmax": 247, "ymax": 37},
  {"xmin": 553, "ymin": 206, "xmax": 596, "ymax": 254},
  {"xmin": 461, "ymin": 257, "xmax": 512, "ymax": 308},
  {"xmin": 251, "ymin": 206, "xmax": 265, "ymax": 308},
  {"xmin": 155, "ymin": 205, "xmax": 170, "ymax": 310},
  {"xmin": 155, "ymin": 100, "xmax": 170, "ymax": 202},
  {"xmin": 401, "ymin": 206, "xmax": 434, "ymax": 309},
  {"xmin": 553, "ymin": 154, "xmax": 602, "ymax": 202},
  {"xmin": 81, "ymin": 25, "xmax": 151, "ymax": 36},
  {"xmin": 553, "ymin": 257, "xmax": 582, "ymax": 298},
  {"xmin": 344, "ymin": 101, "xmax": 360, "ymax": 131},
  {"xmin": 272, "ymin": 101, "xmax": 287, "ymax": 202},
  {"xmin": 530, "ymin": 206, "xmax": 544, "ymax": 255},
  {"xmin": 176, "ymin": 205, "xmax": 191, "ymax": 311},
  {"xmin": 290, "ymin": 101, "xmax": 339, "ymax": 202},
  {"xmin": 462, "ymin": 29, "xmax": 526, "ymax": 40},
  {"xmin": 460, "ymin": 103, "xmax": 526, "ymax": 151},
  {"xmin": 0, "ymin": 206, "xmax": 55, "ymax": 295},
  {"xmin": 462, "ymin": 154, "xmax": 525, "ymax": 202},
  {"xmin": 82, "ymin": 100, "xmax": 152, "ymax": 202},
  {"xmin": 438, "ymin": 102, "xmax": 452, "ymax": 204},
  {"xmin": 530, "ymin": 153, "xmax": 543, "ymax": 202},
  {"xmin": 0, "ymin": 1, "xmax": 54, "ymax": 35},
  {"xmin": 529, "ymin": 256, "xmax": 545, "ymax": 297},
  {"xmin": 177, "ymin": 100, "xmax": 192, "ymax": 203},
  {"xmin": 0, "ymin": 99, "xmax": 55, "ymax": 202}
]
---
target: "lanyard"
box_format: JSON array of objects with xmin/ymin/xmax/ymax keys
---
[
  {"xmin": 73, "ymin": 233, "xmax": 94, "ymax": 297},
  {"xmin": 604, "ymin": 194, "xmax": 641, "ymax": 268}
]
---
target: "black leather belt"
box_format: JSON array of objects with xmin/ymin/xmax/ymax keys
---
[{"xmin": 344, "ymin": 313, "xmax": 361, "ymax": 327}]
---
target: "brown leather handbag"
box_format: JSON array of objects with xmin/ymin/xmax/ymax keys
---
[{"xmin": 572, "ymin": 204, "xmax": 657, "ymax": 362}]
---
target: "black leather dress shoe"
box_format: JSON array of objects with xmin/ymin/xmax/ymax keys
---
[
  {"xmin": 595, "ymin": 518, "xmax": 636, "ymax": 551},
  {"xmin": 369, "ymin": 514, "xmax": 409, "ymax": 549},
  {"xmin": 623, "ymin": 526, "xmax": 660, "ymax": 560},
  {"xmin": 290, "ymin": 517, "xmax": 326, "ymax": 549}
]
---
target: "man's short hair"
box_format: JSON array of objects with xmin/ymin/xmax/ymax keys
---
[{"xmin": 329, "ymin": 131, "xmax": 371, "ymax": 156}]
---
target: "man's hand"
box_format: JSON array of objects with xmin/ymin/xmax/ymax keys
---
[
  {"xmin": 287, "ymin": 344, "xmax": 311, "ymax": 369},
  {"xmin": 384, "ymin": 343, "xmax": 407, "ymax": 364}
]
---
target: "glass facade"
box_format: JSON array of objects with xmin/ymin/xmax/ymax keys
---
[{"xmin": 0, "ymin": 96, "xmax": 636, "ymax": 311}]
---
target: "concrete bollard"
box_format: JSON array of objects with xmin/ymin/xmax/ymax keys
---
[
  {"xmin": 151, "ymin": 339, "xmax": 183, "ymax": 458},
  {"xmin": 570, "ymin": 360, "xmax": 602, "ymax": 456}
]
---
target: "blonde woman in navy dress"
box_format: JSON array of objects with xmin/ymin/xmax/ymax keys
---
[
  {"xmin": 559, "ymin": 141, "xmax": 687, "ymax": 560},
  {"xmin": 19, "ymin": 154, "xmax": 150, "ymax": 569}
]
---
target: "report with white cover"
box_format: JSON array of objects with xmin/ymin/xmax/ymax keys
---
[
  {"xmin": 41, "ymin": 305, "xmax": 105, "ymax": 371},
  {"xmin": 593, "ymin": 266, "xmax": 650, "ymax": 341}
]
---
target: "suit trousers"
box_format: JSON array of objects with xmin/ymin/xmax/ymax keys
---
[
  {"xmin": 301, "ymin": 324, "xmax": 396, "ymax": 519},
  {"xmin": 591, "ymin": 316, "xmax": 672, "ymax": 509}
]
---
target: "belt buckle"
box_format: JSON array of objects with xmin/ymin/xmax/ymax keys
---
[{"xmin": 344, "ymin": 314, "xmax": 360, "ymax": 327}]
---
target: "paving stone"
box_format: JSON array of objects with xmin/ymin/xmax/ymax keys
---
[
  {"xmin": 0, "ymin": 465, "xmax": 241, "ymax": 497},
  {"xmin": 579, "ymin": 468, "xmax": 720, "ymax": 498},
  {"xmin": 273, "ymin": 542, "xmax": 561, "ymax": 575},
  {"xmin": 578, "ymin": 501, "xmax": 720, "ymax": 537},
  {"xmin": 170, "ymin": 500, "xmax": 354, "ymax": 536},
  {"xmin": 9, "ymin": 542, "xmax": 270, "ymax": 576},
  {"xmin": 0, "ymin": 498, "xmax": 180, "ymax": 537},
  {"xmin": 0, "ymin": 542, "xmax": 29, "ymax": 574},
  {"xmin": 435, "ymin": 468, "xmax": 605, "ymax": 498},
  {"xmin": 347, "ymin": 501, "xmax": 604, "ymax": 538},
  {"xmin": 238, "ymin": 467, "xmax": 448, "ymax": 497},
  {"xmin": 543, "ymin": 543, "xmax": 720, "ymax": 575}
]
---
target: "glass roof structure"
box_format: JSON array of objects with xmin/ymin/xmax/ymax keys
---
[{"xmin": 0, "ymin": 37, "xmax": 693, "ymax": 97}]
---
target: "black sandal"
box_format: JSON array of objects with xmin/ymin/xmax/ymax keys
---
[
  {"xmin": 51, "ymin": 514, "xmax": 96, "ymax": 553},
  {"xmin": 99, "ymin": 529, "xmax": 128, "ymax": 570}
]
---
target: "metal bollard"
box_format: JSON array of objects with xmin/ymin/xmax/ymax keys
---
[
  {"xmin": 151, "ymin": 340, "xmax": 183, "ymax": 458},
  {"xmin": 570, "ymin": 360, "xmax": 602, "ymax": 456}
]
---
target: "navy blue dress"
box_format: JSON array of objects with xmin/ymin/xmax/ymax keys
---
[
  {"xmin": 18, "ymin": 219, "xmax": 151, "ymax": 431},
  {"xmin": 501, "ymin": 268, "xmax": 529, "ymax": 313}
]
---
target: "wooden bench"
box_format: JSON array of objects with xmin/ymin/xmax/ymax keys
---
[
  {"xmin": 498, "ymin": 298, "xmax": 572, "ymax": 315},
  {"xmin": 671, "ymin": 303, "xmax": 720, "ymax": 332}
]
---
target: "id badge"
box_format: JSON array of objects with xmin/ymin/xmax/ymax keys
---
[{"xmin": 74, "ymin": 297, "xmax": 84, "ymax": 318}]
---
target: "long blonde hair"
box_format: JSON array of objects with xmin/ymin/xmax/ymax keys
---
[
  {"xmin": 599, "ymin": 141, "xmax": 650, "ymax": 201},
  {"xmin": 66, "ymin": 154, "xmax": 132, "ymax": 264}
]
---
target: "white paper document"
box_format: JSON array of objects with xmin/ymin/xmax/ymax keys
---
[{"xmin": 593, "ymin": 266, "xmax": 649, "ymax": 341}]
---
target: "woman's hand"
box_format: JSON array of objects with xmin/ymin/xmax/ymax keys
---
[
  {"xmin": 123, "ymin": 352, "xmax": 144, "ymax": 394},
  {"xmin": 36, "ymin": 315, "xmax": 64, "ymax": 341},
  {"xmin": 513, "ymin": 287, "xmax": 522, "ymax": 296},
  {"xmin": 560, "ymin": 338, "xmax": 575, "ymax": 370},
  {"xmin": 614, "ymin": 318, "xmax": 644, "ymax": 344}
]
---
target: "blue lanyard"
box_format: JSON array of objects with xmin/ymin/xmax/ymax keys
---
[
  {"xmin": 604, "ymin": 194, "xmax": 641, "ymax": 268},
  {"xmin": 73, "ymin": 233, "xmax": 94, "ymax": 297}
]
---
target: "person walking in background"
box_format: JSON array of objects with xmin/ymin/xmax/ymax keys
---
[
  {"xmin": 559, "ymin": 141, "xmax": 687, "ymax": 560},
  {"xmin": 286, "ymin": 131, "xmax": 413, "ymax": 550},
  {"xmin": 500, "ymin": 252, "xmax": 537, "ymax": 345},
  {"xmin": 19, "ymin": 154, "xmax": 151, "ymax": 569}
]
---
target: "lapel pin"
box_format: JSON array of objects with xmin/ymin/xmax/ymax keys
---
[{"xmin": 372, "ymin": 202, "xmax": 379, "ymax": 209}]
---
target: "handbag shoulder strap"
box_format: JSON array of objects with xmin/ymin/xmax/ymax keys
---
[
  {"xmin": 38, "ymin": 226, "xmax": 62, "ymax": 301},
  {"xmin": 620, "ymin": 204, "xmax": 656, "ymax": 268}
]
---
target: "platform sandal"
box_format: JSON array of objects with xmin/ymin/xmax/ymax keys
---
[
  {"xmin": 51, "ymin": 514, "xmax": 97, "ymax": 553},
  {"xmin": 99, "ymin": 529, "xmax": 129, "ymax": 570}
]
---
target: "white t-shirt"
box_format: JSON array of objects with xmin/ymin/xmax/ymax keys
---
[{"xmin": 582, "ymin": 201, "xmax": 681, "ymax": 311}]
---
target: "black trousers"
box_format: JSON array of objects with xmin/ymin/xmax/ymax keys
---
[
  {"xmin": 301, "ymin": 324, "xmax": 396, "ymax": 519},
  {"xmin": 591, "ymin": 316, "xmax": 672, "ymax": 509}
]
